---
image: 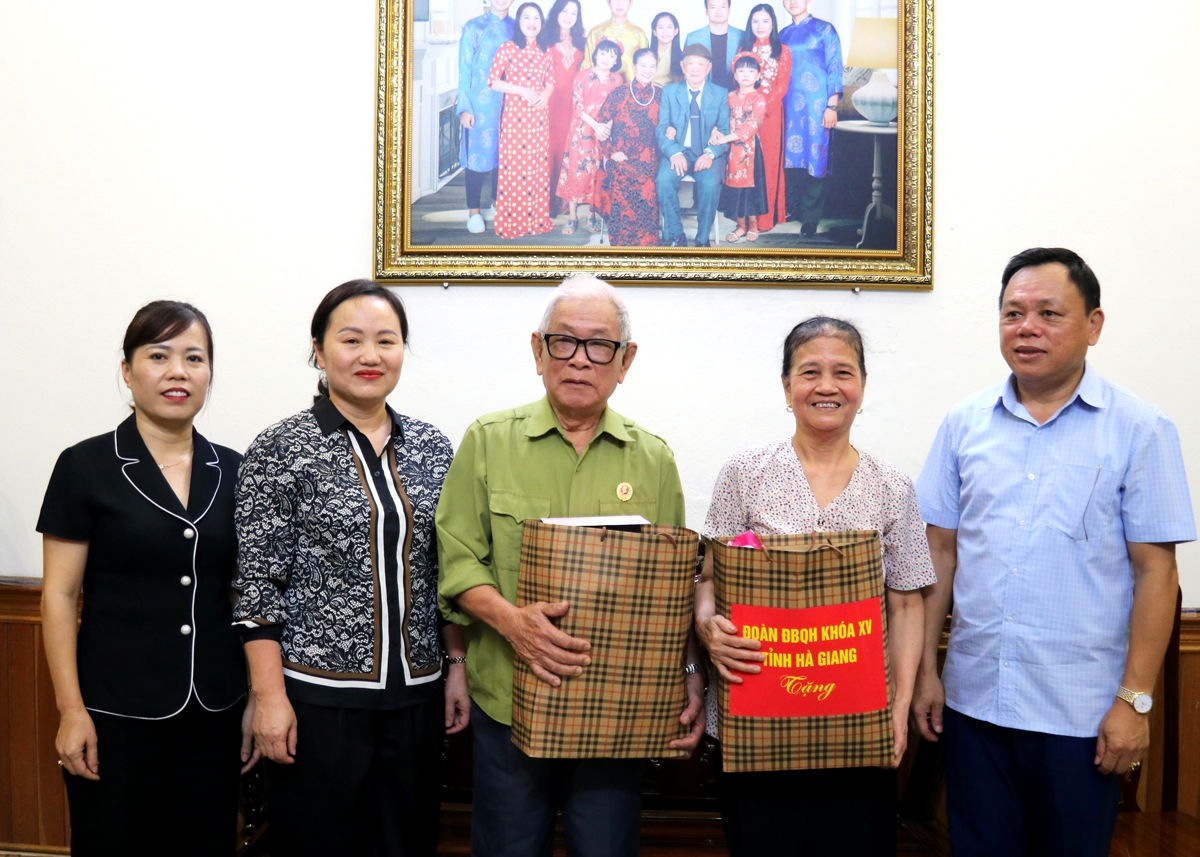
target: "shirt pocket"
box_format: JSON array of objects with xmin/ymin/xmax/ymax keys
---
[
  {"xmin": 1045, "ymin": 461, "xmax": 1116, "ymax": 542},
  {"xmin": 489, "ymin": 490, "xmax": 551, "ymax": 596},
  {"xmin": 598, "ymin": 498, "xmax": 659, "ymax": 523}
]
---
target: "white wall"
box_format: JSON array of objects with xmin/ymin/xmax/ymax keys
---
[{"xmin": 3, "ymin": 2, "xmax": 1200, "ymax": 602}]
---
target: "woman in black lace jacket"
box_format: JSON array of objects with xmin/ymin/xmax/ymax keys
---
[{"xmin": 232, "ymin": 280, "xmax": 469, "ymax": 857}]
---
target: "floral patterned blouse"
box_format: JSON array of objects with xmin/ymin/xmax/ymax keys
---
[
  {"xmin": 556, "ymin": 67, "xmax": 624, "ymax": 203},
  {"xmin": 703, "ymin": 440, "xmax": 936, "ymax": 591},
  {"xmin": 701, "ymin": 439, "xmax": 936, "ymax": 735},
  {"xmin": 723, "ymin": 89, "xmax": 767, "ymax": 189}
]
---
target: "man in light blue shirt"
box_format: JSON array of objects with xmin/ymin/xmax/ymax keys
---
[{"xmin": 913, "ymin": 248, "xmax": 1195, "ymax": 857}]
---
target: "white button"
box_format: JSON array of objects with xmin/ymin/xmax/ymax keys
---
[
  {"xmin": 183, "ymin": 527, "xmax": 195, "ymax": 539},
  {"xmin": 1004, "ymin": 661, "xmax": 1010, "ymax": 666},
  {"xmin": 1019, "ymin": 519, "xmax": 1025, "ymax": 526},
  {"xmin": 1012, "ymin": 567, "xmax": 1018, "ymax": 573},
  {"xmin": 1007, "ymin": 616, "xmax": 1014, "ymax": 621},
  {"xmin": 180, "ymin": 576, "xmax": 192, "ymax": 586},
  {"xmin": 180, "ymin": 624, "xmax": 192, "ymax": 635},
  {"xmin": 1027, "ymin": 474, "xmax": 1035, "ymax": 480}
]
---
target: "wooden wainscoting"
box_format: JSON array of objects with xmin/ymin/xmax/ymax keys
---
[
  {"xmin": 0, "ymin": 579, "xmax": 69, "ymax": 853},
  {"xmin": 1178, "ymin": 609, "xmax": 1200, "ymax": 816},
  {"xmin": 2, "ymin": 577, "xmax": 1200, "ymax": 855}
]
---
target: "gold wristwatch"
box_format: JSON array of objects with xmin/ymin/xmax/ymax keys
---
[{"xmin": 1116, "ymin": 686, "xmax": 1153, "ymax": 714}]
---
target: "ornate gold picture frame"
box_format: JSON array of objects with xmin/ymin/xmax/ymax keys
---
[{"xmin": 375, "ymin": 0, "xmax": 933, "ymax": 287}]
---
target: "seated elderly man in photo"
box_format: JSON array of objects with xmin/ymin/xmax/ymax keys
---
[
  {"xmin": 911, "ymin": 247, "xmax": 1197, "ymax": 857},
  {"xmin": 435, "ymin": 274, "xmax": 704, "ymax": 857},
  {"xmin": 656, "ymin": 44, "xmax": 730, "ymax": 247}
]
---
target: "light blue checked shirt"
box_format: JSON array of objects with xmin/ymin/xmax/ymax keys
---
[{"xmin": 917, "ymin": 364, "xmax": 1196, "ymax": 737}]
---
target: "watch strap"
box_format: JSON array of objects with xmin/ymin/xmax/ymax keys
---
[{"xmin": 1116, "ymin": 686, "xmax": 1151, "ymax": 712}]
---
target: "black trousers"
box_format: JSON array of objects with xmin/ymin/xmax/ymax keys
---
[
  {"xmin": 784, "ymin": 167, "xmax": 826, "ymax": 227},
  {"xmin": 717, "ymin": 748, "xmax": 895, "ymax": 857},
  {"xmin": 943, "ymin": 706, "xmax": 1120, "ymax": 857},
  {"xmin": 465, "ymin": 168, "xmax": 498, "ymax": 210},
  {"xmin": 64, "ymin": 696, "xmax": 243, "ymax": 857},
  {"xmin": 470, "ymin": 701, "xmax": 644, "ymax": 857},
  {"xmin": 265, "ymin": 695, "xmax": 444, "ymax": 857}
]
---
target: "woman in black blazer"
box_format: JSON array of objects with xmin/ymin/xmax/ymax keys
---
[{"xmin": 37, "ymin": 301, "xmax": 256, "ymax": 857}]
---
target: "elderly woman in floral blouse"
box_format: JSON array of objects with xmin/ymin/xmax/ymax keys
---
[{"xmin": 694, "ymin": 316, "xmax": 934, "ymax": 857}]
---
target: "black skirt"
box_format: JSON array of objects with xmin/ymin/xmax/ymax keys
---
[
  {"xmin": 64, "ymin": 697, "xmax": 243, "ymax": 857},
  {"xmin": 718, "ymin": 139, "xmax": 769, "ymax": 220}
]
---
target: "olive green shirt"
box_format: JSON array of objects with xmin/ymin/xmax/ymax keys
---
[{"xmin": 435, "ymin": 396, "xmax": 686, "ymax": 726}]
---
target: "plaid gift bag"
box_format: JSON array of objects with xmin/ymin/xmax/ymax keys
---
[
  {"xmin": 713, "ymin": 530, "xmax": 893, "ymax": 772},
  {"xmin": 511, "ymin": 520, "xmax": 700, "ymax": 759}
]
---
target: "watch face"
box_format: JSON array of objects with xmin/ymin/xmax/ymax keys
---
[{"xmin": 1133, "ymin": 694, "xmax": 1153, "ymax": 714}]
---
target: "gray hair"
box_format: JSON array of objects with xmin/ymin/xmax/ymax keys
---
[
  {"xmin": 538, "ymin": 274, "xmax": 631, "ymax": 341},
  {"xmin": 782, "ymin": 317, "xmax": 866, "ymax": 379}
]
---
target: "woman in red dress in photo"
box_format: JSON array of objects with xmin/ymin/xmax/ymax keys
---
[
  {"xmin": 733, "ymin": 4, "xmax": 791, "ymax": 232},
  {"xmin": 597, "ymin": 48, "xmax": 662, "ymax": 247},
  {"xmin": 489, "ymin": 3, "xmax": 556, "ymax": 240},
  {"xmin": 555, "ymin": 39, "xmax": 624, "ymax": 235},
  {"xmin": 539, "ymin": 0, "xmax": 585, "ymax": 218}
]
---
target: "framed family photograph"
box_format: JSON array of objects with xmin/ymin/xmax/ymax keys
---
[{"xmin": 374, "ymin": 0, "xmax": 932, "ymax": 287}]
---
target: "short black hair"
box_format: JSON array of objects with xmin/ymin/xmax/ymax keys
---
[
  {"xmin": 592, "ymin": 38, "xmax": 623, "ymax": 67},
  {"xmin": 733, "ymin": 55, "xmax": 761, "ymax": 75},
  {"xmin": 310, "ymin": 280, "xmax": 409, "ymax": 399},
  {"xmin": 1000, "ymin": 247, "xmax": 1101, "ymax": 313}
]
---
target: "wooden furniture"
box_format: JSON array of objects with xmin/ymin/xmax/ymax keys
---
[
  {"xmin": 4, "ymin": 576, "xmax": 1200, "ymax": 854},
  {"xmin": 836, "ymin": 119, "xmax": 898, "ymax": 249},
  {"xmin": 0, "ymin": 580, "xmax": 68, "ymax": 854}
]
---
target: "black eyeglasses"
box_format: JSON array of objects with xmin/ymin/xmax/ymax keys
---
[{"xmin": 540, "ymin": 333, "xmax": 626, "ymax": 365}]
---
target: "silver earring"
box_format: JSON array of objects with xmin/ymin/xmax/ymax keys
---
[{"xmin": 857, "ymin": 406, "xmax": 864, "ymax": 414}]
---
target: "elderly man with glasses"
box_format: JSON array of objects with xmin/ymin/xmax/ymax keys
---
[{"xmin": 436, "ymin": 273, "xmax": 704, "ymax": 857}]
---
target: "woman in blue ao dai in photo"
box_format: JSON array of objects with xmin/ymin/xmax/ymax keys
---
[
  {"xmin": 458, "ymin": 1, "xmax": 515, "ymax": 232},
  {"xmin": 778, "ymin": 1, "xmax": 842, "ymax": 235}
]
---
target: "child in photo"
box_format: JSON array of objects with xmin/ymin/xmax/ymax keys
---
[
  {"xmin": 712, "ymin": 55, "xmax": 769, "ymax": 242},
  {"xmin": 556, "ymin": 40, "xmax": 624, "ymax": 234}
]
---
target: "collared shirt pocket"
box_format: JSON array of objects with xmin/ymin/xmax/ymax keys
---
[
  {"xmin": 1045, "ymin": 461, "xmax": 1118, "ymax": 542},
  {"xmin": 598, "ymin": 498, "xmax": 659, "ymax": 523},
  {"xmin": 488, "ymin": 490, "xmax": 551, "ymax": 598}
]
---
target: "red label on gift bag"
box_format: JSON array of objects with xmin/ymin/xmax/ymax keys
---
[{"xmin": 728, "ymin": 600, "xmax": 888, "ymax": 718}]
